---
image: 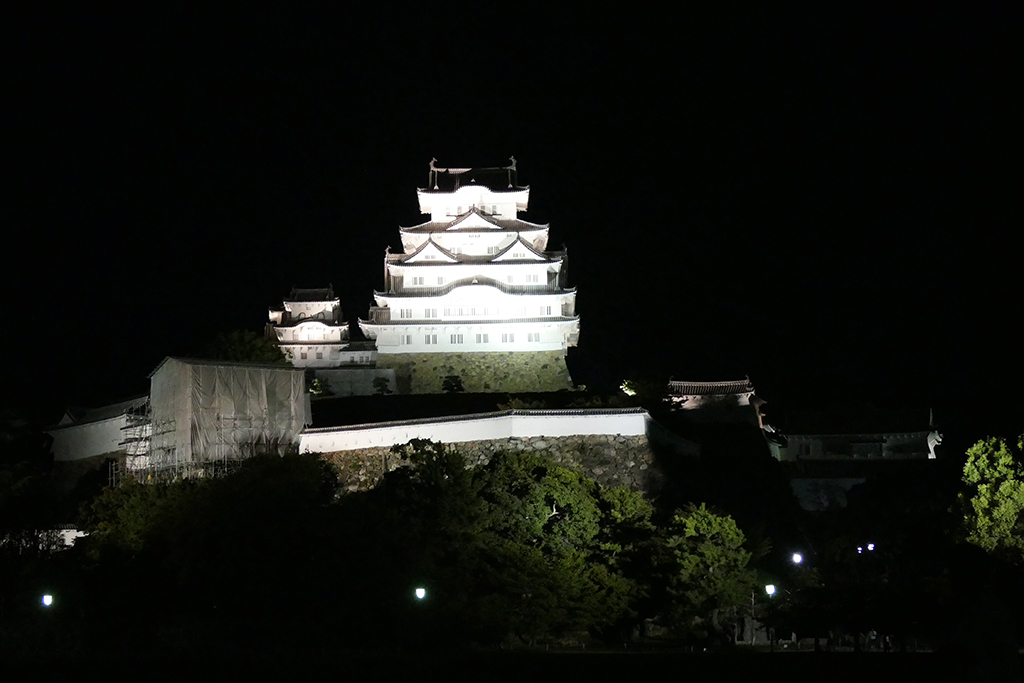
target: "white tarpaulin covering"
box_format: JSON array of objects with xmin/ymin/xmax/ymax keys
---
[{"xmin": 149, "ymin": 358, "xmax": 309, "ymax": 469}]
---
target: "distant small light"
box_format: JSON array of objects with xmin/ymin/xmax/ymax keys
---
[
  {"xmin": 765, "ymin": 584, "xmax": 776, "ymax": 596},
  {"xmin": 42, "ymin": 594, "xmax": 53, "ymax": 607},
  {"xmin": 791, "ymin": 553, "xmax": 803, "ymax": 564},
  {"xmin": 857, "ymin": 546, "xmax": 863, "ymax": 554},
  {"xmin": 415, "ymin": 587, "xmax": 426, "ymax": 600},
  {"xmin": 867, "ymin": 543, "xmax": 875, "ymax": 551}
]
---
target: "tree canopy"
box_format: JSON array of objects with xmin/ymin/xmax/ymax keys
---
[
  {"xmin": 960, "ymin": 435, "xmax": 1024, "ymax": 562},
  {"xmin": 203, "ymin": 329, "xmax": 287, "ymax": 364}
]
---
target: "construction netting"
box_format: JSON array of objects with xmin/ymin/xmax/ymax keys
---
[{"xmin": 148, "ymin": 358, "xmax": 310, "ymax": 470}]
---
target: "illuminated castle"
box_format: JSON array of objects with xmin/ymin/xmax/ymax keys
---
[
  {"xmin": 267, "ymin": 286, "xmax": 375, "ymax": 368},
  {"xmin": 358, "ymin": 159, "xmax": 580, "ymax": 393}
]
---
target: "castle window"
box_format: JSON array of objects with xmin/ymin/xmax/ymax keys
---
[
  {"xmin": 400, "ymin": 334, "xmax": 412, "ymax": 345},
  {"xmin": 476, "ymin": 333, "xmax": 489, "ymax": 343},
  {"xmin": 425, "ymin": 334, "xmax": 437, "ymax": 345},
  {"xmin": 502, "ymin": 333, "xmax": 514, "ymax": 343},
  {"xmin": 528, "ymin": 333, "xmax": 540, "ymax": 342},
  {"xmin": 400, "ymin": 309, "xmax": 413, "ymax": 319},
  {"xmin": 450, "ymin": 334, "xmax": 464, "ymax": 344},
  {"xmin": 424, "ymin": 308, "xmax": 437, "ymax": 318},
  {"xmin": 300, "ymin": 352, "xmax": 308, "ymax": 360},
  {"xmin": 437, "ymin": 276, "xmax": 444, "ymax": 285},
  {"xmin": 316, "ymin": 351, "xmax": 324, "ymax": 359},
  {"xmin": 526, "ymin": 274, "xmax": 539, "ymax": 283},
  {"xmin": 487, "ymin": 246, "xmax": 499, "ymax": 255},
  {"xmin": 412, "ymin": 276, "xmax": 424, "ymax": 285}
]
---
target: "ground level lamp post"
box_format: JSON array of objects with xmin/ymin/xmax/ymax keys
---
[{"xmin": 765, "ymin": 584, "xmax": 776, "ymax": 652}]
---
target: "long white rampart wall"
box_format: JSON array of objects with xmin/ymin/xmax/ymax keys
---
[
  {"xmin": 300, "ymin": 409, "xmax": 650, "ymax": 454},
  {"xmin": 49, "ymin": 415, "xmax": 129, "ymax": 462}
]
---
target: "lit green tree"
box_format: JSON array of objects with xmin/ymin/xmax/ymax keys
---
[
  {"xmin": 653, "ymin": 503, "xmax": 757, "ymax": 639},
  {"xmin": 959, "ymin": 435, "xmax": 1024, "ymax": 562}
]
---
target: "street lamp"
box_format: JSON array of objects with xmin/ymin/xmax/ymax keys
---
[
  {"xmin": 791, "ymin": 552, "xmax": 803, "ymax": 564},
  {"xmin": 765, "ymin": 585, "xmax": 776, "ymax": 651},
  {"xmin": 765, "ymin": 584, "xmax": 776, "ymax": 596},
  {"xmin": 42, "ymin": 594, "xmax": 53, "ymax": 607},
  {"xmin": 414, "ymin": 587, "xmax": 426, "ymax": 600}
]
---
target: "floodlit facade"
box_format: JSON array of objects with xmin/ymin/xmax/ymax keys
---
[
  {"xmin": 667, "ymin": 378, "xmax": 765, "ymax": 426},
  {"xmin": 359, "ymin": 160, "xmax": 579, "ymax": 393},
  {"xmin": 268, "ymin": 286, "xmax": 374, "ymax": 368}
]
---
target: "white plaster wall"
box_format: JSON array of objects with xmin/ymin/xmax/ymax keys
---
[
  {"xmin": 284, "ymin": 300, "xmax": 338, "ymax": 321},
  {"xmin": 301, "ymin": 410, "xmax": 649, "ymax": 453},
  {"xmin": 49, "ymin": 416, "xmax": 128, "ymax": 461},
  {"xmin": 389, "ymin": 262, "xmax": 558, "ymax": 285},
  {"xmin": 287, "ymin": 345, "xmax": 375, "ymax": 368},
  {"xmin": 373, "ymin": 320, "xmax": 576, "ymax": 354},
  {"xmin": 418, "ymin": 187, "xmax": 530, "ymax": 221},
  {"xmin": 380, "ymin": 287, "xmax": 572, "ymax": 319}
]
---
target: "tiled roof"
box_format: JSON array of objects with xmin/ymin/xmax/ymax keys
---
[
  {"xmin": 420, "ymin": 161, "xmax": 527, "ymax": 194},
  {"xmin": 391, "ymin": 236, "xmax": 560, "ymax": 266},
  {"xmin": 56, "ymin": 395, "xmax": 149, "ymax": 427},
  {"xmin": 286, "ymin": 286, "xmax": 336, "ymax": 302},
  {"xmin": 148, "ymin": 357, "xmax": 302, "ymax": 378},
  {"xmin": 667, "ymin": 378, "xmax": 755, "ymax": 396},
  {"xmin": 400, "ymin": 208, "xmax": 548, "ymax": 233}
]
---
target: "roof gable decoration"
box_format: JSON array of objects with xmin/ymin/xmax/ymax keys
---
[
  {"xmin": 403, "ymin": 238, "xmax": 458, "ymax": 264},
  {"xmin": 490, "ymin": 236, "xmax": 549, "ymax": 263},
  {"xmin": 445, "ymin": 209, "xmax": 507, "ymax": 231}
]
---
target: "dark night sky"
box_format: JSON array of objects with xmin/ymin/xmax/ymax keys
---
[{"xmin": 4, "ymin": 6, "xmax": 1021, "ymax": 425}]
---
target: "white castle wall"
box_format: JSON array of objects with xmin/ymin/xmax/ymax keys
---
[
  {"xmin": 300, "ymin": 408, "xmax": 650, "ymax": 453},
  {"xmin": 49, "ymin": 415, "xmax": 130, "ymax": 462}
]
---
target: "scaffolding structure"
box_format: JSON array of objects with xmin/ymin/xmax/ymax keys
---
[{"xmin": 112, "ymin": 358, "xmax": 309, "ymax": 486}]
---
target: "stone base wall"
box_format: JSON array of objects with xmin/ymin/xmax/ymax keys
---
[
  {"xmin": 320, "ymin": 434, "xmax": 658, "ymax": 493},
  {"xmin": 376, "ymin": 351, "xmax": 573, "ymax": 394}
]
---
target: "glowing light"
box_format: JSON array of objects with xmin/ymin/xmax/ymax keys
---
[
  {"xmin": 414, "ymin": 587, "xmax": 426, "ymax": 600},
  {"xmin": 765, "ymin": 584, "xmax": 776, "ymax": 596},
  {"xmin": 42, "ymin": 594, "xmax": 53, "ymax": 607},
  {"xmin": 857, "ymin": 546, "xmax": 863, "ymax": 554},
  {"xmin": 620, "ymin": 381, "xmax": 636, "ymax": 397},
  {"xmin": 791, "ymin": 553, "xmax": 803, "ymax": 564},
  {"xmin": 867, "ymin": 543, "xmax": 875, "ymax": 551}
]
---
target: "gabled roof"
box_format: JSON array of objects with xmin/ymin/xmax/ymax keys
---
[
  {"xmin": 392, "ymin": 235, "xmax": 559, "ymax": 267},
  {"xmin": 286, "ymin": 286, "xmax": 337, "ymax": 302},
  {"xmin": 402, "ymin": 238, "xmax": 458, "ymax": 264},
  {"xmin": 667, "ymin": 377, "xmax": 755, "ymax": 396},
  {"xmin": 56, "ymin": 395, "xmax": 149, "ymax": 427},
  {"xmin": 400, "ymin": 207, "xmax": 549, "ymax": 234},
  {"xmin": 148, "ymin": 356, "xmax": 303, "ymax": 378},
  {"xmin": 489, "ymin": 235, "xmax": 550, "ymax": 263},
  {"xmin": 420, "ymin": 159, "xmax": 527, "ymax": 194}
]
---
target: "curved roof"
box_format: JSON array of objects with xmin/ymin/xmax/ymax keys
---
[
  {"xmin": 667, "ymin": 377, "xmax": 755, "ymax": 396},
  {"xmin": 392, "ymin": 234, "xmax": 560, "ymax": 266},
  {"xmin": 400, "ymin": 207, "xmax": 548, "ymax": 233},
  {"xmin": 420, "ymin": 160, "xmax": 527, "ymax": 194}
]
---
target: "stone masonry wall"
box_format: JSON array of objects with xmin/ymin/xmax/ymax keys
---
[
  {"xmin": 318, "ymin": 433, "xmax": 658, "ymax": 494},
  {"xmin": 376, "ymin": 350, "xmax": 573, "ymax": 394}
]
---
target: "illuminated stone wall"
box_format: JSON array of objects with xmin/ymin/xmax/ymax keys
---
[
  {"xmin": 319, "ymin": 433, "xmax": 658, "ymax": 493},
  {"xmin": 375, "ymin": 350, "xmax": 573, "ymax": 394}
]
